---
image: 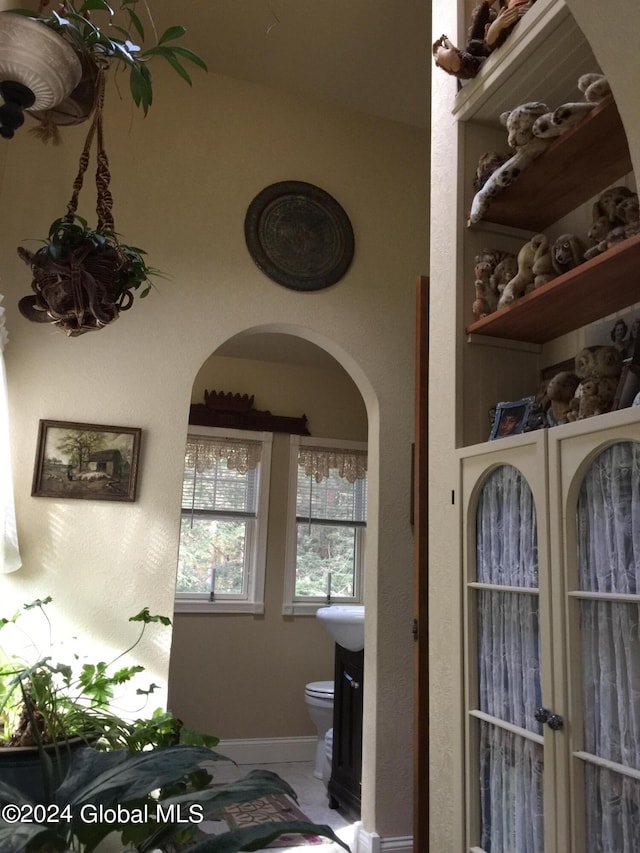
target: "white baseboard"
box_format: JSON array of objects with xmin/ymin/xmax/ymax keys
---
[
  {"xmin": 216, "ymin": 736, "xmax": 317, "ymax": 765},
  {"xmin": 354, "ymin": 824, "xmax": 413, "ymax": 852}
]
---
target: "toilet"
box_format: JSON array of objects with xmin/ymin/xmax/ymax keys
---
[{"xmin": 304, "ymin": 680, "xmax": 335, "ymax": 779}]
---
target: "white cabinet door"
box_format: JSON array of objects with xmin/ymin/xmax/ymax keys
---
[
  {"xmin": 549, "ymin": 414, "xmax": 640, "ymax": 853},
  {"xmin": 461, "ymin": 432, "xmax": 562, "ymax": 853}
]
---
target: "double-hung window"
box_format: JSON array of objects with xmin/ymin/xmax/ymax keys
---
[
  {"xmin": 175, "ymin": 427, "xmax": 272, "ymax": 613},
  {"xmin": 283, "ymin": 436, "xmax": 367, "ymax": 615}
]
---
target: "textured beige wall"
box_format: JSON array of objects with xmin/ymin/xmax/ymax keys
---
[
  {"xmin": 169, "ymin": 353, "xmax": 367, "ymax": 739},
  {"xmin": 0, "ymin": 67, "xmax": 428, "ymax": 838},
  {"xmin": 428, "ymin": 1, "xmax": 640, "ymax": 849}
]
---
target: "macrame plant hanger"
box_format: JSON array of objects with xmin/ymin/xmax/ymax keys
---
[{"xmin": 18, "ymin": 68, "xmax": 134, "ymax": 336}]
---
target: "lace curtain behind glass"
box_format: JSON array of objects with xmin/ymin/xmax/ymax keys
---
[
  {"xmin": 578, "ymin": 441, "xmax": 640, "ymax": 853},
  {"xmin": 0, "ymin": 294, "xmax": 21, "ymax": 573},
  {"xmin": 476, "ymin": 464, "xmax": 543, "ymax": 853}
]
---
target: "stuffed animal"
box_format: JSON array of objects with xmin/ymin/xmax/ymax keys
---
[
  {"xmin": 531, "ymin": 234, "xmax": 555, "ymax": 287},
  {"xmin": 574, "ymin": 345, "xmax": 623, "ymax": 381},
  {"xmin": 469, "ymin": 102, "xmax": 551, "ymax": 223},
  {"xmin": 471, "ymin": 249, "xmax": 511, "ymax": 319},
  {"xmin": 617, "ymin": 195, "xmax": 640, "ymax": 238},
  {"xmin": 566, "ymin": 345, "xmax": 623, "ymax": 421},
  {"xmin": 593, "ymin": 185, "xmax": 634, "ymax": 224},
  {"xmin": 574, "ymin": 376, "xmax": 619, "ymax": 420},
  {"xmin": 551, "ymin": 233, "xmax": 584, "ymax": 275},
  {"xmin": 490, "ymin": 254, "xmax": 518, "ymax": 298},
  {"xmin": 469, "ymin": 74, "xmax": 612, "ymax": 224},
  {"xmin": 433, "ymin": 0, "xmax": 533, "ymax": 80},
  {"xmin": 498, "ymin": 234, "xmax": 548, "ymax": 307},
  {"xmin": 584, "ymin": 189, "xmax": 639, "ymax": 259},
  {"xmin": 546, "ymin": 371, "xmax": 580, "ymax": 425},
  {"xmin": 473, "ymin": 151, "xmax": 510, "ymax": 192},
  {"xmin": 535, "ymin": 73, "xmax": 612, "ymax": 138}
]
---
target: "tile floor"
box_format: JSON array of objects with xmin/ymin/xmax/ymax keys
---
[{"xmin": 197, "ymin": 759, "xmax": 357, "ymax": 852}]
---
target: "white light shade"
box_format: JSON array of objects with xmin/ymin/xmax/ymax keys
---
[{"xmin": 0, "ymin": 13, "xmax": 82, "ymax": 110}]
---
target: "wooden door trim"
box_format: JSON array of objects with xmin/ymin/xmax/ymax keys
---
[{"xmin": 414, "ymin": 275, "xmax": 430, "ymax": 850}]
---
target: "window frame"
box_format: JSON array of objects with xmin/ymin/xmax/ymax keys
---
[
  {"xmin": 283, "ymin": 435, "xmax": 367, "ymax": 616},
  {"xmin": 174, "ymin": 426, "xmax": 272, "ymax": 615}
]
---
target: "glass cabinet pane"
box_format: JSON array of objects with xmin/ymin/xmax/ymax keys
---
[
  {"xmin": 477, "ymin": 465, "xmax": 539, "ymax": 588},
  {"xmin": 577, "ymin": 441, "xmax": 640, "ymax": 595},
  {"xmin": 576, "ymin": 441, "xmax": 640, "ymax": 852},
  {"xmin": 475, "ymin": 464, "xmax": 544, "ymax": 852},
  {"xmin": 480, "ymin": 723, "xmax": 544, "ymax": 853}
]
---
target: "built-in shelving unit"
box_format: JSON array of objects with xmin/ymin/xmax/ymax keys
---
[{"xmin": 452, "ymin": 0, "xmax": 638, "ymax": 446}]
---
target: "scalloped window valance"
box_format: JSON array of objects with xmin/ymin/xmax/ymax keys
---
[
  {"xmin": 298, "ymin": 446, "xmax": 368, "ymax": 483},
  {"xmin": 185, "ymin": 435, "xmax": 262, "ymax": 474}
]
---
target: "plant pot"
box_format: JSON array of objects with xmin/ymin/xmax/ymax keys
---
[
  {"xmin": 18, "ymin": 238, "xmax": 137, "ymax": 336},
  {"xmin": 30, "ymin": 51, "xmax": 100, "ymax": 141},
  {"xmin": 0, "ymin": 12, "xmax": 82, "ymax": 137},
  {"xmin": 0, "ymin": 739, "xmax": 88, "ymax": 803}
]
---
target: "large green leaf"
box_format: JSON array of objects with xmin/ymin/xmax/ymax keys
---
[
  {"xmin": 158, "ymin": 768, "xmax": 298, "ymax": 819},
  {"xmin": 0, "ymin": 822, "xmax": 63, "ymax": 853},
  {"xmin": 56, "ymin": 745, "xmax": 216, "ymax": 812},
  {"xmin": 186, "ymin": 820, "xmax": 351, "ymax": 852},
  {"xmin": 0, "ymin": 781, "xmax": 33, "ymax": 806}
]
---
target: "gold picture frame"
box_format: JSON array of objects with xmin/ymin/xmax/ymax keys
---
[{"xmin": 32, "ymin": 420, "xmax": 141, "ymax": 502}]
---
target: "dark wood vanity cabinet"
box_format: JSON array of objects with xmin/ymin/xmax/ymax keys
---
[{"xmin": 328, "ymin": 645, "xmax": 363, "ymax": 817}]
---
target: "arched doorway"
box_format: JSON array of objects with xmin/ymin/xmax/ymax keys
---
[{"xmin": 167, "ymin": 328, "xmax": 372, "ymax": 773}]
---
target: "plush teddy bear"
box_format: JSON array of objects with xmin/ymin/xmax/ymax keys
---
[
  {"xmin": 471, "ymin": 249, "xmax": 513, "ymax": 319},
  {"xmin": 498, "ymin": 234, "xmax": 548, "ymax": 307},
  {"xmin": 545, "ymin": 371, "xmax": 580, "ymax": 425},
  {"xmin": 469, "ymin": 102, "xmax": 552, "ymax": 223},
  {"xmin": 473, "ymin": 151, "xmax": 511, "ymax": 192},
  {"xmin": 551, "ymin": 233, "xmax": 585, "ymax": 275},
  {"xmin": 584, "ymin": 188, "xmax": 639, "ymax": 259},
  {"xmin": 490, "ymin": 253, "xmax": 518, "ymax": 298},
  {"xmin": 574, "ymin": 345, "xmax": 623, "ymax": 381},
  {"xmin": 531, "ymin": 234, "xmax": 555, "ymax": 287},
  {"xmin": 566, "ymin": 345, "xmax": 623, "ymax": 421}
]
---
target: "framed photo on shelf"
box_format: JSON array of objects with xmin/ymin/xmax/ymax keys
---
[
  {"xmin": 489, "ymin": 397, "xmax": 535, "ymax": 440},
  {"xmin": 32, "ymin": 420, "xmax": 141, "ymax": 502}
]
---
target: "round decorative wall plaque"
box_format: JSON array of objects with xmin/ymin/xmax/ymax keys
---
[{"xmin": 244, "ymin": 180, "xmax": 355, "ymax": 291}]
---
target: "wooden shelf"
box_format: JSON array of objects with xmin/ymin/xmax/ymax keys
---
[
  {"xmin": 473, "ymin": 99, "xmax": 633, "ymax": 231},
  {"xmin": 465, "ymin": 232, "xmax": 640, "ymax": 344}
]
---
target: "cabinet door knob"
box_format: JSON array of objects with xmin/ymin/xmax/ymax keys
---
[{"xmin": 534, "ymin": 707, "xmax": 564, "ymax": 729}]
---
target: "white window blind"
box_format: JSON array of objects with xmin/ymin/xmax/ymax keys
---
[
  {"xmin": 283, "ymin": 437, "xmax": 367, "ymax": 614},
  {"xmin": 176, "ymin": 429, "xmax": 271, "ymax": 614}
]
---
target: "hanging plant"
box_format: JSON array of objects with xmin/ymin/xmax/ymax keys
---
[
  {"xmin": 18, "ymin": 70, "xmax": 164, "ymax": 336},
  {"xmin": 5, "ymin": 0, "xmax": 207, "ymax": 139}
]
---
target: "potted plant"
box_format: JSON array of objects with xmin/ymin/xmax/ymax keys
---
[
  {"xmin": 16, "ymin": 50, "xmax": 165, "ymax": 336},
  {"xmin": 0, "ymin": 598, "xmax": 351, "ymax": 852},
  {"xmin": 0, "ymin": 598, "xmax": 213, "ymax": 798},
  {"xmin": 17, "ymin": 214, "xmax": 162, "ymax": 336},
  {"xmin": 7, "ymin": 1, "xmax": 207, "ymax": 334},
  {"xmin": 1, "ymin": 0, "xmax": 207, "ymax": 138}
]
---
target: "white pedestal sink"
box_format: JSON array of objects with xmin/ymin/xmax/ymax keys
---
[{"xmin": 316, "ymin": 604, "xmax": 365, "ymax": 651}]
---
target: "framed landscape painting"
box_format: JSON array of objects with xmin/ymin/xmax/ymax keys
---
[{"xmin": 32, "ymin": 420, "xmax": 141, "ymax": 502}]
